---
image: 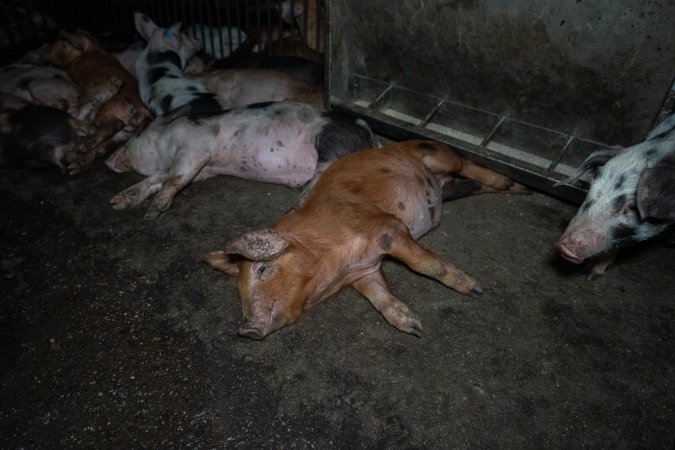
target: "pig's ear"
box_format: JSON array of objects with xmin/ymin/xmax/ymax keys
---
[
  {"xmin": 162, "ymin": 22, "xmax": 183, "ymax": 51},
  {"xmin": 636, "ymin": 159, "xmax": 675, "ymax": 221},
  {"xmin": 134, "ymin": 12, "xmax": 158, "ymax": 41},
  {"xmin": 225, "ymin": 229, "xmax": 290, "ymax": 261},
  {"xmin": 59, "ymin": 31, "xmax": 91, "ymax": 52},
  {"xmin": 556, "ymin": 145, "xmax": 625, "ymax": 186},
  {"xmin": 202, "ymin": 250, "xmax": 240, "ymax": 277}
]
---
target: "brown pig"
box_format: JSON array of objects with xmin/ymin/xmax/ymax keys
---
[
  {"xmin": 203, "ymin": 140, "xmax": 527, "ymax": 339},
  {"xmin": 42, "ymin": 30, "xmax": 151, "ymax": 172},
  {"xmin": 189, "ymin": 68, "xmax": 324, "ymax": 108}
]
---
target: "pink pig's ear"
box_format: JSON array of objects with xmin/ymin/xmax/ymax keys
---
[
  {"xmin": 202, "ymin": 250, "xmax": 240, "ymax": 277},
  {"xmin": 225, "ymin": 229, "xmax": 290, "ymax": 261},
  {"xmin": 134, "ymin": 12, "xmax": 158, "ymax": 41}
]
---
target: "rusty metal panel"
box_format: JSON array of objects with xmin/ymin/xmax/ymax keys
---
[{"xmin": 327, "ymin": 0, "xmax": 675, "ymax": 202}]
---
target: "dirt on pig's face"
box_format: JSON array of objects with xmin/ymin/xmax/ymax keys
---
[{"xmin": 234, "ymin": 250, "xmax": 312, "ymax": 340}]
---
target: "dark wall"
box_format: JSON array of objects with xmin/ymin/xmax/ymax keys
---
[{"xmin": 329, "ymin": 0, "xmax": 675, "ymax": 145}]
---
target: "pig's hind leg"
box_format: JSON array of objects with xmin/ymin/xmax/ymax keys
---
[
  {"xmin": 383, "ymin": 221, "xmax": 482, "ymax": 297},
  {"xmin": 144, "ymin": 152, "xmax": 210, "ymax": 219},
  {"xmin": 352, "ymin": 269, "xmax": 424, "ymax": 337},
  {"xmin": 456, "ymin": 160, "xmax": 528, "ymax": 194},
  {"xmin": 111, "ymin": 174, "xmax": 168, "ymax": 210}
]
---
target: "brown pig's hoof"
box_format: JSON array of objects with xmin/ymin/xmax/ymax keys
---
[
  {"xmin": 509, "ymin": 182, "xmax": 531, "ymax": 195},
  {"xmin": 468, "ymin": 283, "xmax": 483, "ymax": 298},
  {"xmin": 408, "ymin": 319, "xmax": 424, "ymax": 338}
]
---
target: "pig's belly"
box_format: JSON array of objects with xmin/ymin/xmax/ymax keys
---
[
  {"xmin": 388, "ymin": 176, "xmax": 444, "ymax": 239},
  {"xmin": 400, "ymin": 197, "xmax": 443, "ymax": 239},
  {"xmin": 208, "ymin": 131, "xmax": 319, "ymax": 187}
]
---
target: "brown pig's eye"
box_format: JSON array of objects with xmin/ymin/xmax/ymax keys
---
[{"xmin": 257, "ymin": 265, "xmax": 267, "ymax": 275}]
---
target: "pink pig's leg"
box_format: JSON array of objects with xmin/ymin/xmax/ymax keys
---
[
  {"xmin": 144, "ymin": 152, "xmax": 210, "ymax": 219},
  {"xmin": 352, "ymin": 269, "xmax": 423, "ymax": 337},
  {"xmin": 111, "ymin": 174, "xmax": 168, "ymax": 210}
]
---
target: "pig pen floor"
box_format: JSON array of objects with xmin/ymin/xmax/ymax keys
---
[{"xmin": 1, "ymin": 159, "xmax": 673, "ymax": 449}]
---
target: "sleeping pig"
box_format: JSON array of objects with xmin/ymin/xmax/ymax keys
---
[
  {"xmin": 555, "ymin": 113, "xmax": 675, "ymax": 277},
  {"xmin": 0, "ymin": 78, "xmax": 121, "ymax": 170},
  {"xmin": 105, "ymin": 101, "xmax": 374, "ymax": 219},
  {"xmin": 0, "ymin": 63, "xmax": 79, "ymax": 114},
  {"xmin": 203, "ymin": 140, "xmax": 528, "ymax": 339}
]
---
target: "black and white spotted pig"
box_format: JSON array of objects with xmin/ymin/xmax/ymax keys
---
[
  {"xmin": 133, "ymin": 12, "xmax": 226, "ymax": 116},
  {"xmin": 105, "ymin": 101, "xmax": 374, "ymax": 219},
  {"xmin": 555, "ymin": 113, "xmax": 675, "ymax": 277}
]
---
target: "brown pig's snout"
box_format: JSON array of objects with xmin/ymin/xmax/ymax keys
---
[{"xmin": 238, "ymin": 321, "xmax": 266, "ymax": 340}]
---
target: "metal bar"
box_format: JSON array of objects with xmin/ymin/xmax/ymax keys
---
[
  {"xmin": 548, "ymin": 135, "xmax": 576, "ymax": 171},
  {"xmin": 480, "ymin": 115, "xmax": 507, "ymax": 148}
]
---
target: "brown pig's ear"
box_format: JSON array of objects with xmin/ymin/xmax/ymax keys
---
[
  {"xmin": 202, "ymin": 250, "xmax": 240, "ymax": 277},
  {"xmin": 636, "ymin": 159, "xmax": 675, "ymax": 221},
  {"xmin": 225, "ymin": 229, "xmax": 290, "ymax": 261}
]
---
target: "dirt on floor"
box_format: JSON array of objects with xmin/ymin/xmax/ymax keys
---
[{"xmin": 0, "ymin": 153, "xmax": 673, "ymax": 449}]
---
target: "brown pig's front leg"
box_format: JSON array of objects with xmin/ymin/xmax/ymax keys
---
[
  {"xmin": 144, "ymin": 151, "xmax": 210, "ymax": 219},
  {"xmin": 352, "ymin": 269, "xmax": 423, "ymax": 337},
  {"xmin": 383, "ymin": 222, "xmax": 482, "ymax": 297}
]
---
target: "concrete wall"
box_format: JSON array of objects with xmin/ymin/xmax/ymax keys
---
[{"xmin": 329, "ymin": 0, "xmax": 675, "ymax": 145}]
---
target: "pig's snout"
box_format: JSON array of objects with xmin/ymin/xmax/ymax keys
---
[
  {"xmin": 555, "ymin": 240, "xmax": 584, "ymax": 264},
  {"xmin": 238, "ymin": 321, "xmax": 267, "ymax": 340}
]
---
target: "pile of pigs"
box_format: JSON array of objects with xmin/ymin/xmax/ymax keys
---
[{"xmin": 1, "ymin": 13, "xmax": 673, "ymax": 339}]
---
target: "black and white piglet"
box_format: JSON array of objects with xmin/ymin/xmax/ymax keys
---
[
  {"xmin": 133, "ymin": 12, "xmax": 227, "ymax": 116},
  {"xmin": 556, "ymin": 113, "xmax": 675, "ymax": 276}
]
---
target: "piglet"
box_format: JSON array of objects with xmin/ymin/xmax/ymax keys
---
[
  {"xmin": 42, "ymin": 30, "xmax": 150, "ymax": 171},
  {"xmin": 0, "ymin": 78, "xmax": 121, "ymax": 170},
  {"xmin": 189, "ymin": 68, "xmax": 324, "ymax": 108},
  {"xmin": 203, "ymin": 140, "xmax": 527, "ymax": 339},
  {"xmin": 555, "ymin": 113, "xmax": 675, "ymax": 277},
  {"xmin": 106, "ymin": 101, "xmax": 373, "ymax": 219},
  {"xmin": 0, "ymin": 63, "xmax": 79, "ymax": 114}
]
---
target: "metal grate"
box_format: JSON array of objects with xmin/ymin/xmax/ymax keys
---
[
  {"xmin": 0, "ymin": 0, "xmax": 325, "ymax": 62},
  {"xmin": 330, "ymin": 75, "xmax": 608, "ymax": 203}
]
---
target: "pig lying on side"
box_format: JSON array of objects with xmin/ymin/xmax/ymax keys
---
[
  {"xmin": 105, "ymin": 101, "xmax": 373, "ymax": 219},
  {"xmin": 0, "ymin": 77, "xmax": 120, "ymax": 170},
  {"xmin": 133, "ymin": 12, "xmax": 227, "ymax": 116},
  {"xmin": 189, "ymin": 68, "xmax": 324, "ymax": 108},
  {"xmin": 203, "ymin": 140, "xmax": 527, "ymax": 339},
  {"xmin": 556, "ymin": 113, "xmax": 675, "ymax": 277},
  {"xmin": 0, "ymin": 63, "xmax": 79, "ymax": 114},
  {"xmin": 41, "ymin": 30, "xmax": 150, "ymax": 172}
]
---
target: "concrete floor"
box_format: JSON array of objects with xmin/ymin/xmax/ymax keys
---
[{"xmin": 1, "ymin": 154, "xmax": 673, "ymax": 448}]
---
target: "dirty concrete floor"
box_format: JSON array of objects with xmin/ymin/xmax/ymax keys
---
[{"xmin": 0, "ymin": 156, "xmax": 673, "ymax": 449}]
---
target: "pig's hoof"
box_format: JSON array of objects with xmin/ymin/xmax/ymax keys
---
[
  {"xmin": 67, "ymin": 162, "xmax": 82, "ymax": 175},
  {"xmin": 509, "ymin": 182, "xmax": 531, "ymax": 195},
  {"xmin": 407, "ymin": 318, "xmax": 424, "ymax": 338},
  {"xmin": 144, "ymin": 207, "xmax": 164, "ymax": 220},
  {"xmin": 110, "ymin": 195, "xmax": 130, "ymax": 210},
  {"xmin": 468, "ymin": 282, "xmax": 483, "ymax": 298}
]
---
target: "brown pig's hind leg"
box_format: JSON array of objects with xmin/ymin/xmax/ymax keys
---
[{"xmin": 383, "ymin": 222, "xmax": 482, "ymax": 297}]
